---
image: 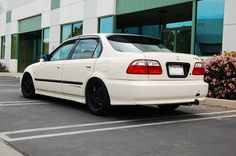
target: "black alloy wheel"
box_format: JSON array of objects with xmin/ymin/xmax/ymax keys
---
[
  {"xmin": 86, "ymin": 79, "xmax": 111, "ymax": 116},
  {"xmin": 21, "ymin": 74, "xmax": 36, "ymax": 98}
]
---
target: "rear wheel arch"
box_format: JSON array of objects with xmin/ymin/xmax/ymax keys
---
[{"xmin": 85, "ymin": 77, "xmax": 111, "ymax": 115}]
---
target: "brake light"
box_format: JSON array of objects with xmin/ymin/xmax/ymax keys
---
[
  {"xmin": 192, "ymin": 62, "xmax": 205, "ymax": 75},
  {"xmin": 127, "ymin": 59, "xmax": 162, "ymax": 74}
]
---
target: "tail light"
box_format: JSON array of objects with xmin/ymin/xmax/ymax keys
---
[
  {"xmin": 127, "ymin": 59, "xmax": 162, "ymax": 74},
  {"xmin": 192, "ymin": 62, "xmax": 205, "ymax": 75}
]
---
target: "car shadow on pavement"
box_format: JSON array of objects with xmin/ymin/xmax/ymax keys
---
[{"xmin": 33, "ymin": 95, "xmax": 194, "ymax": 120}]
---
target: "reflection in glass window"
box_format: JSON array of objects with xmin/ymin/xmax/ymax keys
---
[
  {"xmin": 195, "ymin": 0, "xmax": 224, "ymax": 56},
  {"xmin": 107, "ymin": 35, "xmax": 170, "ymax": 53},
  {"xmin": 61, "ymin": 22, "xmax": 83, "ymax": 43},
  {"xmin": 72, "ymin": 22, "xmax": 83, "ymax": 36},
  {"xmin": 71, "ymin": 39, "xmax": 99, "ymax": 59},
  {"xmin": 99, "ymin": 16, "xmax": 113, "ymax": 33},
  {"xmin": 51, "ymin": 42, "xmax": 74, "ymax": 61},
  {"xmin": 124, "ymin": 27, "xmax": 139, "ymax": 34},
  {"xmin": 119, "ymin": 25, "xmax": 160, "ymax": 39},
  {"xmin": 43, "ymin": 28, "xmax": 50, "ymax": 55},
  {"xmin": 142, "ymin": 25, "xmax": 160, "ymax": 38},
  {"xmin": 61, "ymin": 24, "xmax": 72, "ymax": 42},
  {"xmin": 11, "ymin": 34, "xmax": 18, "ymax": 59},
  {"xmin": 167, "ymin": 21, "xmax": 192, "ymax": 29}
]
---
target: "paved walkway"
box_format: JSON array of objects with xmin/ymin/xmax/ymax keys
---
[
  {"xmin": 0, "ymin": 72, "xmax": 22, "ymax": 78},
  {"xmin": 0, "ymin": 139, "xmax": 23, "ymax": 156}
]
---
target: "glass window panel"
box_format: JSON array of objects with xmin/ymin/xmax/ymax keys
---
[
  {"xmin": 11, "ymin": 34, "xmax": 18, "ymax": 59},
  {"xmin": 93, "ymin": 43, "xmax": 102, "ymax": 58},
  {"xmin": 61, "ymin": 24, "xmax": 72, "ymax": 42},
  {"xmin": 142, "ymin": 25, "xmax": 160, "ymax": 38},
  {"xmin": 195, "ymin": 0, "xmax": 224, "ymax": 56},
  {"xmin": 72, "ymin": 22, "xmax": 83, "ymax": 36},
  {"xmin": 167, "ymin": 21, "xmax": 192, "ymax": 29},
  {"xmin": 71, "ymin": 39, "xmax": 99, "ymax": 59},
  {"xmin": 51, "ymin": 42, "xmax": 74, "ymax": 61},
  {"xmin": 99, "ymin": 16, "xmax": 113, "ymax": 33},
  {"xmin": 0, "ymin": 36, "xmax": 5, "ymax": 59},
  {"xmin": 124, "ymin": 27, "xmax": 139, "ymax": 34},
  {"xmin": 107, "ymin": 35, "xmax": 170, "ymax": 53},
  {"xmin": 43, "ymin": 28, "xmax": 50, "ymax": 55},
  {"xmin": 116, "ymin": 29, "xmax": 123, "ymax": 33}
]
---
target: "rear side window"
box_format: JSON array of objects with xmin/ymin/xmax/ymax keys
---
[
  {"xmin": 107, "ymin": 35, "xmax": 170, "ymax": 53},
  {"xmin": 71, "ymin": 39, "xmax": 101, "ymax": 59}
]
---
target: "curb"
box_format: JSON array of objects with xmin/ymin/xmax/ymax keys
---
[
  {"xmin": 204, "ymin": 98, "xmax": 236, "ymax": 109},
  {"xmin": 0, "ymin": 139, "xmax": 24, "ymax": 156},
  {"xmin": 0, "ymin": 72, "xmax": 22, "ymax": 78}
]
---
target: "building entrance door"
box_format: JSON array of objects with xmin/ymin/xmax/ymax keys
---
[
  {"xmin": 18, "ymin": 30, "xmax": 42, "ymax": 72},
  {"xmin": 161, "ymin": 27, "xmax": 191, "ymax": 54}
]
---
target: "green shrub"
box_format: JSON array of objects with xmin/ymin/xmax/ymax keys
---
[{"xmin": 204, "ymin": 52, "xmax": 236, "ymax": 100}]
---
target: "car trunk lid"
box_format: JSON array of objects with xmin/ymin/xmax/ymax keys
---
[{"xmin": 142, "ymin": 52, "xmax": 203, "ymax": 81}]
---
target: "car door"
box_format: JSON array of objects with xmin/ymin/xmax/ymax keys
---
[
  {"xmin": 34, "ymin": 40, "xmax": 76, "ymax": 93},
  {"xmin": 62, "ymin": 37, "xmax": 102, "ymax": 96}
]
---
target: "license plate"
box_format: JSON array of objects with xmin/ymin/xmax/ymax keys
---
[{"xmin": 168, "ymin": 65, "xmax": 184, "ymax": 76}]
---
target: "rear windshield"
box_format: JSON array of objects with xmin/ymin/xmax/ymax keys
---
[{"xmin": 107, "ymin": 35, "xmax": 170, "ymax": 53}]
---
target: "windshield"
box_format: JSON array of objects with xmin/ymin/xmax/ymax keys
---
[{"xmin": 107, "ymin": 35, "xmax": 170, "ymax": 53}]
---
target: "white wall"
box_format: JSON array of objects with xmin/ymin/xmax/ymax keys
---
[
  {"xmin": 0, "ymin": 0, "xmax": 116, "ymax": 72},
  {"xmin": 0, "ymin": 0, "xmax": 6, "ymax": 36},
  {"xmin": 223, "ymin": 0, "xmax": 236, "ymax": 51}
]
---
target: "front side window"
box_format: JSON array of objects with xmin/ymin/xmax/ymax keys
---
[
  {"xmin": 50, "ymin": 42, "xmax": 75, "ymax": 61},
  {"xmin": 107, "ymin": 35, "xmax": 170, "ymax": 53},
  {"xmin": 71, "ymin": 39, "xmax": 100, "ymax": 59}
]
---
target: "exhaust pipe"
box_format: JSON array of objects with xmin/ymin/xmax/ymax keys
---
[
  {"xmin": 185, "ymin": 99, "xmax": 200, "ymax": 106},
  {"xmin": 193, "ymin": 99, "xmax": 199, "ymax": 105}
]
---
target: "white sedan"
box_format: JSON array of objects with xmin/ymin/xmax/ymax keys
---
[{"xmin": 21, "ymin": 34, "xmax": 208, "ymax": 115}]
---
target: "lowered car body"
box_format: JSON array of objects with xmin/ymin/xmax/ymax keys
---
[{"xmin": 21, "ymin": 34, "xmax": 208, "ymax": 115}]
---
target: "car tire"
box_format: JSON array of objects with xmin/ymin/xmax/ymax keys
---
[
  {"xmin": 21, "ymin": 73, "xmax": 36, "ymax": 98},
  {"xmin": 157, "ymin": 104, "xmax": 180, "ymax": 111},
  {"xmin": 86, "ymin": 79, "xmax": 111, "ymax": 116}
]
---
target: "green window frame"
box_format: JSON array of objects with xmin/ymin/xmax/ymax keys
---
[
  {"xmin": 0, "ymin": 36, "xmax": 5, "ymax": 59},
  {"xmin": 19, "ymin": 15, "xmax": 42, "ymax": 34},
  {"xmin": 51, "ymin": 0, "xmax": 60, "ymax": 10},
  {"xmin": 195, "ymin": 0, "xmax": 225, "ymax": 56},
  {"xmin": 72, "ymin": 22, "xmax": 83, "ymax": 37},
  {"xmin": 99, "ymin": 16, "xmax": 114, "ymax": 33},
  {"xmin": 61, "ymin": 21, "xmax": 83, "ymax": 43},
  {"xmin": 42, "ymin": 28, "xmax": 50, "ymax": 55},
  {"xmin": 11, "ymin": 34, "xmax": 18, "ymax": 59},
  {"xmin": 6, "ymin": 11, "xmax": 12, "ymax": 23}
]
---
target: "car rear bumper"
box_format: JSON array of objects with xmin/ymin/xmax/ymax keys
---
[{"xmin": 104, "ymin": 79, "xmax": 209, "ymax": 105}]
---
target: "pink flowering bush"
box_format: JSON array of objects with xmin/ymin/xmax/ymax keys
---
[{"xmin": 204, "ymin": 52, "xmax": 236, "ymax": 100}]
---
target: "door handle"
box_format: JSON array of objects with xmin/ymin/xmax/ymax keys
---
[
  {"xmin": 56, "ymin": 66, "xmax": 61, "ymax": 69},
  {"xmin": 85, "ymin": 65, "xmax": 91, "ymax": 69}
]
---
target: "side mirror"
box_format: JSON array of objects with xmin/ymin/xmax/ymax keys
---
[
  {"xmin": 39, "ymin": 58, "xmax": 44, "ymax": 62},
  {"xmin": 40, "ymin": 54, "xmax": 50, "ymax": 62}
]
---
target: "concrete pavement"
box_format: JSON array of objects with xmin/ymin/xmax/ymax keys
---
[
  {"xmin": 0, "ymin": 72, "xmax": 22, "ymax": 78},
  {"xmin": 0, "ymin": 139, "xmax": 24, "ymax": 156}
]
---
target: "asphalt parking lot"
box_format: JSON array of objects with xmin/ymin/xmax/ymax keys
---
[{"xmin": 0, "ymin": 76, "xmax": 236, "ymax": 156}]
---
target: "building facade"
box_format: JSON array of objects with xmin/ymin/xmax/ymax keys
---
[{"xmin": 0, "ymin": 0, "xmax": 235, "ymax": 72}]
